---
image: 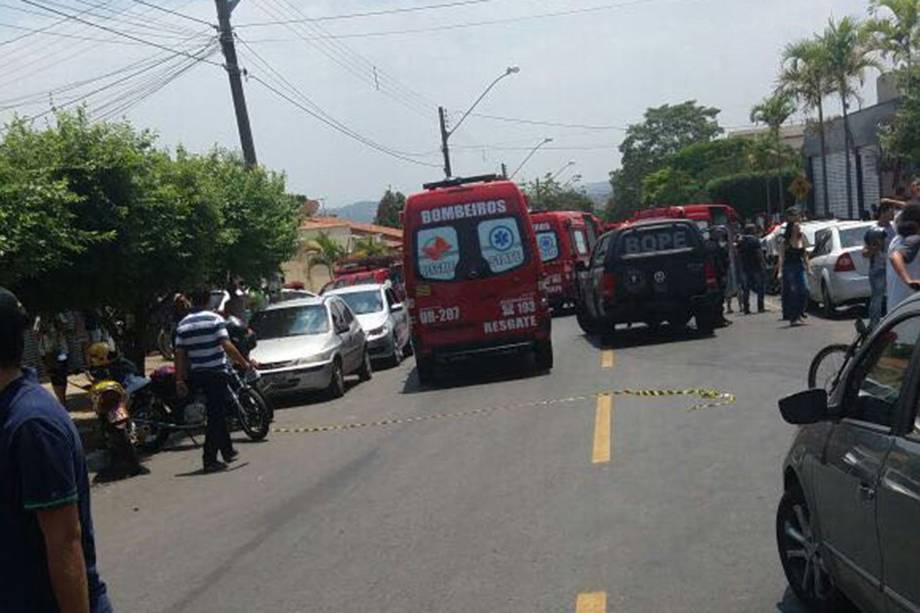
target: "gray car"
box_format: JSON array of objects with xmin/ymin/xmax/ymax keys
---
[
  {"xmin": 324, "ymin": 283, "xmax": 411, "ymax": 368},
  {"xmin": 777, "ymin": 296, "xmax": 920, "ymax": 612},
  {"xmin": 249, "ymin": 296, "xmax": 372, "ymax": 398}
]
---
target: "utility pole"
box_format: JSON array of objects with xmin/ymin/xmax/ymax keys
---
[
  {"xmin": 501, "ymin": 163, "xmax": 508, "ymax": 178},
  {"xmin": 438, "ymin": 106, "xmax": 452, "ymax": 178},
  {"xmin": 215, "ymin": 0, "xmax": 257, "ymax": 168}
]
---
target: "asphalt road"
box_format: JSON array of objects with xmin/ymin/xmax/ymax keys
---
[{"xmin": 90, "ymin": 302, "xmax": 856, "ymax": 613}]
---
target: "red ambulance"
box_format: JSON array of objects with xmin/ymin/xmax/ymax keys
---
[
  {"xmin": 530, "ymin": 211, "xmax": 597, "ymax": 310},
  {"xmin": 403, "ymin": 175, "xmax": 553, "ymax": 385}
]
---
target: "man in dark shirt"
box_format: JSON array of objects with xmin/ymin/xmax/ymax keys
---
[
  {"xmin": 737, "ymin": 224, "xmax": 768, "ymax": 314},
  {"xmin": 0, "ymin": 287, "xmax": 111, "ymax": 613}
]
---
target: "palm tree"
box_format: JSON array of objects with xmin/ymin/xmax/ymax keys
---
[
  {"xmin": 822, "ymin": 16, "xmax": 881, "ymax": 219},
  {"xmin": 351, "ymin": 235, "xmax": 390, "ymax": 258},
  {"xmin": 750, "ymin": 92, "xmax": 797, "ymax": 216},
  {"xmin": 779, "ymin": 38, "xmax": 833, "ymax": 217},
  {"xmin": 864, "ymin": 0, "xmax": 919, "ymax": 94},
  {"xmin": 302, "ymin": 231, "xmax": 346, "ymax": 286}
]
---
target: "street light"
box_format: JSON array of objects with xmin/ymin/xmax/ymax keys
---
[
  {"xmin": 439, "ymin": 66, "xmax": 520, "ymax": 177},
  {"xmin": 509, "ymin": 138, "xmax": 553, "ymax": 180},
  {"xmin": 551, "ymin": 160, "xmax": 576, "ymax": 181}
]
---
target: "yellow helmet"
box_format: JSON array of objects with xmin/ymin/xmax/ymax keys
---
[
  {"xmin": 90, "ymin": 380, "xmax": 129, "ymax": 424},
  {"xmin": 86, "ymin": 342, "xmax": 112, "ymax": 367}
]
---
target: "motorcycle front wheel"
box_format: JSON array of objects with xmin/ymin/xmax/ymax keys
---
[
  {"xmin": 133, "ymin": 398, "xmax": 171, "ymax": 453},
  {"xmin": 237, "ymin": 388, "xmax": 270, "ymax": 441}
]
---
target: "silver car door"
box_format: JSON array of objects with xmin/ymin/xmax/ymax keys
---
[
  {"xmin": 814, "ymin": 315, "xmax": 920, "ymax": 612},
  {"xmin": 387, "ymin": 288, "xmax": 408, "ymax": 346},
  {"xmin": 342, "ymin": 301, "xmax": 363, "ymax": 371}
]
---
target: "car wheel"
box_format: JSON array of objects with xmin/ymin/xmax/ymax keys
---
[
  {"xmin": 387, "ymin": 335, "xmax": 403, "ymax": 368},
  {"xmin": 402, "ymin": 337, "xmax": 414, "ymax": 357},
  {"xmin": 776, "ymin": 487, "xmax": 843, "ymax": 612},
  {"xmin": 821, "ymin": 283, "xmax": 836, "ymax": 319},
  {"xmin": 695, "ymin": 310, "xmax": 716, "ymax": 335},
  {"xmin": 358, "ymin": 349, "xmax": 373, "ymax": 382},
  {"xmin": 327, "ymin": 359, "xmax": 346, "ymax": 399},
  {"xmin": 576, "ymin": 302, "xmax": 602, "ymax": 335},
  {"xmin": 534, "ymin": 339, "xmax": 553, "ymax": 371}
]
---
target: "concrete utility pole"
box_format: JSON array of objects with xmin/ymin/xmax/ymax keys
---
[
  {"xmin": 438, "ymin": 106, "xmax": 452, "ymax": 179},
  {"xmin": 215, "ymin": 0, "xmax": 257, "ymax": 168}
]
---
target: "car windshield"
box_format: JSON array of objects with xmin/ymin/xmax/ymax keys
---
[
  {"xmin": 839, "ymin": 226, "xmax": 870, "ymax": 249},
  {"xmin": 337, "ymin": 290, "xmax": 384, "ymax": 314},
  {"xmin": 249, "ymin": 305, "xmax": 329, "ymax": 339}
]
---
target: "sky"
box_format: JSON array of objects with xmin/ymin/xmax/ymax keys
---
[{"xmin": 0, "ymin": 0, "xmax": 879, "ymax": 208}]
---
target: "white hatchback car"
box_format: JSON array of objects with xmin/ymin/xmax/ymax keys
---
[
  {"xmin": 324, "ymin": 283, "xmax": 411, "ymax": 368},
  {"xmin": 806, "ymin": 221, "xmax": 875, "ymax": 317}
]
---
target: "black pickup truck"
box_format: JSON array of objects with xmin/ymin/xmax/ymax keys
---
[{"xmin": 575, "ymin": 218, "xmax": 722, "ymax": 336}]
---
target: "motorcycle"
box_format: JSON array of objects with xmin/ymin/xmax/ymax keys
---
[{"xmin": 130, "ymin": 363, "xmax": 271, "ymax": 453}]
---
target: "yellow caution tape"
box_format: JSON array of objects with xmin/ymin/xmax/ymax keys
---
[{"xmin": 270, "ymin": 388, "xmax": 736, "ymax": 435}]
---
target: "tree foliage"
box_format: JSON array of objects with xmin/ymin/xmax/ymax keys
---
[
  {"xmin": 0, "ymin": 110, "xmax": 300, "ymax": 363},
  {"xmin": 524, "ymin": 174, "xmax": 595, "ymax": 212},
  {"xmin": 886, "ymin": 92, "xmax": 920, "ymax": 165},
  {"xmin": 374, "ymin": 188, "xmax": 405, "ymax": 228},
  {"xmin": 609, "ymin": 100, "xmax": 723, "ymax": 216},
  {"xmin": 706, "ymin": 169, "xmax": 800, "ymax": 220},
  {"xmin": 864, "ymin": 0, "xmax": 919, "ymax": 92}
]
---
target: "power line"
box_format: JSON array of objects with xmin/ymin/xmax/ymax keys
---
[
  {"xmin": 40, "ymin": 0, "xmax": 205, "ymax": 39},
  {"xmin": 132, "ymin": 0, "xmax": 216, "ymax": 28},
  {"xmin": 469, "ymin": 112, "xmax": 628, "ymax": 131},
  {"xmin": 244, "ymin": 0, "xmax": 663, "ymax": 41},
  {"xmin": 236, "ymin": 0, "xmax": 497, "ymax": 27},
  {"xmin": 0, "ymin": 0, "xmax": 118, "ymax": 47},
  {"xmin": 20, "ymin": 0, "xmax": 223, "ymax": 66},
  {"xmin": 0, "ymin": 19, "xmax": 150, "ymax": 45}
]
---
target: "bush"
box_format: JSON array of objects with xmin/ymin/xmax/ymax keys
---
[{"xmin": 705, "ymin": 169, "xmax": 799, "ymax": 220}]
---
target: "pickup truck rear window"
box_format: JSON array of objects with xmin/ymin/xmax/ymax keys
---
[{"xmin": 617, "ymin": 226, "xmax": 697, "ymax": 257}]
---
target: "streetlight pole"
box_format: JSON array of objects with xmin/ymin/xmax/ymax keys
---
[
  {"xmin": 509, "ymin": 138, "xmax": 553, "ymax": 179},
  {"xmin": 439, "ymin": 66, "xmax": 520, "ymax": 178},
  {"xmin": 551, "ymin": 160, "xmax": 575, "ymax": 181}
]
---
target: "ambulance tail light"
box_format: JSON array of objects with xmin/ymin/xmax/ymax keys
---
[
  {"xmin": 602, "ymin": 272, "xmax": 616, "ymax": 300},
  {"xmin": 704, "ymin": 260, "xmax": 718, "ymax": 290},
  {"xmin": 835, "ymin": 252, "xmax": 855, "ymax": 272}
]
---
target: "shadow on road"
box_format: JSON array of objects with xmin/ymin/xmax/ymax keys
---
[
  {"xmin": 400, "ymin": 355, "xmax": 547, "ymax": 395},
  {"xmin": 267, "ymin": 379, "xmax": 360, "ymax": 411},
  {"xmin": 579, "ymin": 322, "xmax": 713, "ymax": 350}
]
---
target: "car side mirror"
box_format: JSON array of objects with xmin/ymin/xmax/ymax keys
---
[
  {"xmin": 391, "ymin": 303, "xmax": 404, "ymax": 312},
  {"xmin": 778, "ymin": 388, "xmax": 829, "ymax": 425},
  {"xmin": 855, "ymin": 318, "xmax": 867, "ymax": 335}
]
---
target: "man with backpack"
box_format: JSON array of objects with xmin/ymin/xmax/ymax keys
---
[{"xmin": 737, "ymin": 224, "xmax": 768, "ymax": 315}]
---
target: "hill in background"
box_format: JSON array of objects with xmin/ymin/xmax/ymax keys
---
[{"xmin": 331, "ymin": 200, "xmax": 377, "ymax": 223}]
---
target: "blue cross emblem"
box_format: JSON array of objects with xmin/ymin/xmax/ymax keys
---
[{"xmin": 489, "ymin": 226, "xmax": 513, "ymax": 251}]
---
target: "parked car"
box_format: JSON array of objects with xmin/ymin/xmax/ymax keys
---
[
  {"xmin": 277, "ymin": 288, "xmax": 318, "ymax": 303},
  {"xmin": 776, "ymin": 297, "xmax": 920, "ymax": 613},
  {"xmin": 324, "ymin": 283, "xmax": 411, "ymax": 367},
  {"xmin": 403, "ymin": 174, "xmax": 553, "ymax": 384},
  {"xmin": 575, "ymin": 218, "xmax": 722, "ymax": 335},
  {"xmin": 248, "ymin": 296, "xmax": 372, "ymax": 398},
  {"xmin": 806, "ymin": 221, "xmax": 874, "ymax": 317}
]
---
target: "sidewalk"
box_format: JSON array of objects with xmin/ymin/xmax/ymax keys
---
[{"xmin": 48, "ymin": 354, "xmax": 171, "ymax": 451}]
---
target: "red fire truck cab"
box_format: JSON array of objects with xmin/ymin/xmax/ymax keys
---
[
  {"xmin": 403, "ymin": 174, "xmax": 553, "ymax": 385},
  {"xmin": 631, "ymin": 204, "xmax": 738, "ymax": 235},
  {"xmin": 530, "ymin": 211, "xmax": 597, "ymax": 310}
]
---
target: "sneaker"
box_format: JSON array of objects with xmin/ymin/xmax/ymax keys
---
[
  {"xmin": 223, "ymin": 449, "xmax": 240, "ymax": 463},
  {"xmin": 203, "ymin": 460, "xmax": 228, "ymax": 474}
]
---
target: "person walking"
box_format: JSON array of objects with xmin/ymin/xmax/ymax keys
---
[
  {"xmin": 737, "ymin": 224, "xmax": 768, "ymax": 314},
  {"xmin": 887, "ymin": 204, "xmax": 920, "ymax": 313},
  {"xmin": 864, "ymin": 202, "xmax": 898, "ymax": 328},
  {"xmin": 0, "ymin": 288, "xmax": 112, "ymax": 613},
  {"xmin": 174, "ymin": 288, "xmax": 254, "ymax": 473},
  {"xmin": 778, "ymin": 215, "xmax": 810, "ymax": 326},
  {"xmin": 35, "ymin": 313, "xmax": 72, "ymax": 405}
]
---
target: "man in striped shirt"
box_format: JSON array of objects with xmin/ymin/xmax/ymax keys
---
[{"xmin": 175, "ymin": 288, "xmax": 254, "ymax": 473}]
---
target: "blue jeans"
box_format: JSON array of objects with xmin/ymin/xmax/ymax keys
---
[
  {"xmin": 782, "ymin": 261, "xmax": 807, "ymax": 321},
  {"xmin": 868, "ymin": 267, "xmax": 887, "ymax": 329},
  {"xmin": 741, "ymin": 268, "xmax": 765, "ymax": 313}
]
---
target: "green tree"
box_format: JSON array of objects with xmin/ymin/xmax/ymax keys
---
[
  {"xmin": 779, "ymin": 38, "xmax": 834, "ymax": 216},
  {"xmin": 886, "ymin": 92, "xmax": 920, "ymax": 164},
  {"xmin": 750, "ymin": 92, "xmax": 797, "ymax": 217},
  {"xmin": 0, "ymin": 109, "xmax": 300, "ymax": 366},
  {"xmin": 374, "ymin": 188, "xmax": 406, "ymax": 228},
  {"xmin": 525, "ymin": 174, "xmax": 595, "ymax": 212},
  {"xmin": 823, "ymin": 16, "xmax": 881, "ymax": 218},
  {"xmin": 351, "ymin": 235, "xmax": 390, "ymax": 258},
  {"xmin": 610, "ymin": 101, "xmax": 722, "ymax": 214},
  {"xmin": 304, "ymin": 231, "xmax": 346, "ymax": 276},
  {"xmin": 641, "ymin": 168, "xmax": 704, "ymax": 206},
  {"xmin": 864, "ymin": 0, "xmax": 919, "ymax": 93}
]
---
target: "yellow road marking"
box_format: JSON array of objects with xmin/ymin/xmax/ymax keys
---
[
  {"xmin": 601, "ymin": 349, "xmax": 615, "ymax": 368},
  {"xmin": 576, "ymin": 591, "xmax": 607, "ymax": 613},
  {"xmin": 592, "ymin": 394, "xmax": 612, "ymax": 464}
]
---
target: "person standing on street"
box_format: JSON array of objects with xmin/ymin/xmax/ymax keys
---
[
  {"xmin": 174, "ymin": 288, "xmax": 254, "ymax": 473},
  {"xmin": 35, "ymin": 313, "xmax": 71, "ymax": 405},
  {"xmin": 737, "ymin": 224, "xmax": 768, "ymax": 314},
  {"xmin": 0, "ymin": 288, "xmax": 112, "ymax": 613},
  {"xmin": 778, "ymin": 214, "xmax": 810, "ymax": 326},
  {"xmin": 887, "ymin": 204, "xmax": 920, "ymax": 313},
  {"xmin": 864, "ymin": 201, "xmax": 898, "ymax": 328}
]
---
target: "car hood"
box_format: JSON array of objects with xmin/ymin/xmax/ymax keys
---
[
  {"xmin": 356, "ymin": 312, "xmax": 388, "ymax": 332},
  {"xmin": 251, "ymin": 333, "xmax": 334, "ymax": 365}
]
